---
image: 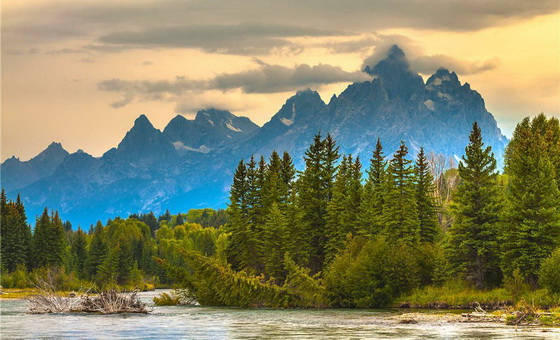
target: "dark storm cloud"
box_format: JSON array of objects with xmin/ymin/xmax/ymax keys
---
[{"xmin": 97, "ymin": 61, "xmax": 370, "ymax": 107}]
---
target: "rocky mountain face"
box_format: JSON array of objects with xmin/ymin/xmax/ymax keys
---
[
  {"xmin": 1, "ymin": 142, "xmax": 69, "ymax": 193},
  {"xmin": 164, "ymin": 109, "xmax": 259, "ymax": 154},
  {"xmin": 1, "ymin": 45, "xmax": 508, "ymax": 226}
]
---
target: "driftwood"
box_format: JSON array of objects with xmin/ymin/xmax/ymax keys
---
[
  {"xmin": 25, "ymin": 278, "xmax": 149, "ymax": 314},
  {"xmin": 80, "ymin": 290, "xmax": 148, "ymax": 314}
]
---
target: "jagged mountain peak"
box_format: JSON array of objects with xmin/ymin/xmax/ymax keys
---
[
  {"xmin": 361, "ymin": 45, "xmax": 424, "ymax": 100},
  {"xmin": 131, "ymin": 114, "xmax": 155, "ymax": 131},
  {"xmin": 46, "ymin": 141, "xmax": 64, "ymax": 150},
  {"xmin": 366, "ymin": 44, "xmax": 410, "ymax": 76},
  {"xmin": 273, "ymin": 89, "xmax": 326, "ymax": 126},
  {"xmin": 426, "ymin": 68, "xmax": 461, "ymax": 88},
  {"xmin": 195, "ymin": 108, "xmax": 236, "ymax": 124}
]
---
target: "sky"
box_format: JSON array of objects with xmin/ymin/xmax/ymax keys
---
[{"xmin": 2, "ymin": 0, "xmax": 559, "ymax": 161}]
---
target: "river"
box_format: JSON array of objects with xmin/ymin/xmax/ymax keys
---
[{"xmin": 1, "ymin": 290, "xmax": 558, "ymax": 339}]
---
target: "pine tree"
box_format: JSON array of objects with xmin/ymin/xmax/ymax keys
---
[
  {"xmin": 262, "ymin": 151, "xmax": 284, "ymax": 211},
  {"xmin": 359, "ymin": 138, "xmax": 387, "ymax": 236},
  {"xmin": 175, "ymin": 213, "xmax": 185, "ymax": 226},
  {"xmin": 297, "ymin": 133, "xmax": 339, "ymax": 273},
  {"xmin": 447, "ymin": 123, "xmax": 503, "ymax": 289},
  {"xmin": 262, "ymin": 203, "xmax": 287, "ymax": 282},
  {"xmin": 280, "ymin": 151, "xmax": 296, "ymax": 201},
  {"xmin": 86, "ymin": 221, "xmax": 107, "ymax": 278},
  {"xmin": 325, "ymin": 155, "xmax": 351, "ymax": 264},
  {"xmin": 97, "ymin": 245, "xmax": 119, "ymax": 286},
  {"xmin": 31, "ymin": 208, "xmax": 66, "ymax": 269},
  {"xmin": 226, "ymin": 159, "xmax": 249, "ymax": 270},
  {"xmin": 159, "ymin": 209, "xmax": 172, "ymax": 222},
  {"xmin": 1, "ymin": 203, "xmax": 30, "ymax": 271},
  {"xmin": 382, "ymin": 141, "xmax": 420, "ymax": 244},
  {"xmin": 143, "ymin": 212, "xmax": 159, "ymax": 235},
  {"xmin": 501, "ymin": 115, "xmax": 560, "ymax": 284},
  {"xmin": 415, "ymin": 148, "xmax": 439, "ymax": 243},
  {"xmin": 72, "ymin": 227, "xmax": 88, "ymax": 279},
  {"xmin": 0, "ymin": 194, "xmax": 31, "ymax": 272},
  {"xmin": 244, "ymin": 155, "xmax": 265, "ymax": 272}
]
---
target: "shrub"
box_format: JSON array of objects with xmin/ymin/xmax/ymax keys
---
[
  {"xmin": 324, "ymin": 236, "xmax": 434, "ymax": 308},
  {"xmin": 539, "ymin": 248, "xmax": 560, "ymax": 294}
]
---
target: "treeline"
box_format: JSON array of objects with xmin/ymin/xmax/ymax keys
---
[
  {"xmin": 0, "ymin": 200, "xmax": 228, "ymax": 290},
  {"xmin": 162, "ymin": 114, "xmax": 560, "ymax": 308}
]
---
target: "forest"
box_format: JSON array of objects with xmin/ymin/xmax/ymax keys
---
[{"xmin": 1, "ymin": 113, "xmax": 559, "ymax": 309}]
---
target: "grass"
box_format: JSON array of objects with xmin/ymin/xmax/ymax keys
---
[
  {"xmin": 395, "ymin": 284, "xmax": 560, "ymax": 310},
  {"xmin": 0, "ymin": 288, "xmax": 42, "ymax": 299}
]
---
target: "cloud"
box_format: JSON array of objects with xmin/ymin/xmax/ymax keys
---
[
  {"xmin": 212, "ymin": 61, "xmax": 370, "ymax": 93},
  {"xmin": 98, "ymin": 23, "xmax": 347, "ymax": 55},
  {"xmin": 98, "ymin": 60, "xmax": 370, "ymax": 107},
  {"xmin": 4, "ymin": 0, "xmax": 558, "ymax": 53},
  {"xmin": 412, "ymin": 55, "xmax": 499, "ymax": 75},
  {"xmin": 362, "ymin": 36, "xmax": 499, "ymax": 75},
  {"xmin": 174, "ymin": 90, "xmax": 269, "ymax": 115}
]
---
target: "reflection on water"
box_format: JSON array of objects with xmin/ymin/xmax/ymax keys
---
[{"xmin": 1, "ymin": 290, "xmax": 558, "ymax": 339}]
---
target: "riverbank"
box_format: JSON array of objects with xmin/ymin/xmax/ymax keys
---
[{"xmin": 395, "ymin": 285, "xmax": 560, "ymax": 310}]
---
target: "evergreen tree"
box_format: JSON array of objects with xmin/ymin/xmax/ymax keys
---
[
  {"xmin": 262, "ymin": 203, "xmax": 287, "ymax": 282},
  {"xmin": 359, "ymin": 138, "xmax": 387, "ymax": 236},
  {"xmin": 32, "ymin": 208, "xmax": 66, "ymax": 269},
  {"xmin": 72, "ymin": 227, "xmax": 88, "ymax": 279},
  {"xmin": 262, "ymin": 151, "xmax": 284, "ymax": 211},
  {"xmin": 175, "ymin": 213, "xmax": 185, "ymax": 226},
  {"xmin": 297, "ymin": 133, "xmax": 339, "ymax": 272},
  {"xmin": 142, "ymin": 212, "xmax": 159, "ymax": 235},
  {"xmin": 1, "ymin": 203, "xmax": 30, "ymax": 271},
  {"xmin": 382, "ymin": 142, "xmax": 420, "ymax": 244},
  {"xmin": 159, "ymin": 209, "xmax": 172, "ymax": 222},
  {"xmin": 226, "ymin": 159, "xmax": 249, "ymax": 270},
  {"xmin": 324, "ymin": 155, "xmax": 362, "ymax": 265},
  {"xmin": 447, "ymin": 123, "xmax": 503, "ymax": 289},
  {"xmin": 325, "ymin": 155, "xmax": 351, "ymax": 264},
  {"xmin": 501, "ymin": 114, "xmax": 560, "ymax": 284},
  {"xmin": 244, "ymin": 155, "xmax": 265, "ymax": 272},
  {"xmin": 280, "ymin": 151, "xmax": 296, "ymax": 199},
  {"xmin": 96, "ymin": 245, "xmax": 118, "ymax": 286},
  {"xmin": 415, "ymin": 148, "xmax": 439, "ymax": 243},
  {"xmin": 86, "ymin": 221, "xmax": 107, "ymax": 278}
]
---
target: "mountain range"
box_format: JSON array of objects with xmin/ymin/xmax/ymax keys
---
[{"xmin": 1, "ymin": 45, "xmax": 508, "ymax": 227}]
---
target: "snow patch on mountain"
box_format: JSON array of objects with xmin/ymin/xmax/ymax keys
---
[
  {"xmin": 226, "ymin": 122, "xmax": 243, "ymax": 132},
  {"xmin": 173, "ymin": 141, "xmax": 213, "ymax": 153}
]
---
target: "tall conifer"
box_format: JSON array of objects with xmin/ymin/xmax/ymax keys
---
[{"xmin": 447, "ymin": 123, "xmax": 502, "ymax": 289}]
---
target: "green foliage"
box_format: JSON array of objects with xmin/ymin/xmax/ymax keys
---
[
  {"xmin": 415, "ymin": 148, "xmax": 439, "ymax": 243},
  {"xmin": 153, "ymin": 292, "xmax": 181, "ymax": 306},
  {"xmin": 539, "ymin": 248, "xmax": 560, "ymax": 294},
  {"xmin": 503, "ymin": 268, "xmax": 530, "ymax": 302},
  {"xmin": 1, "ymin": 264, "xmax": 30, "ymax": 288},
  {"xmin": 297, "ymin": 133, "xmax": 340, "ymax": 273},
  {"xmin": 359, "ymin": 138, "xmax": 386, "ymax": 236},
  {"xmin": 501, "ymin": 114, "xmax": 560, "ymax": 284},
  {"xmin": 324, "ymin": 236, "xmax": 434, "ymax": 308},
  {"xmin": 325, "ymin": 155, "xmax": 362, "ymax": 265},
  {"xmin": 382, "ymin": 142, "xmax": 420, "ymax": 244},
  {"xmin": 447, "ymin": 123, "xmax": 503, "ymax": 289},
  {"xmin": 32, "ymin": 209, "xmax": 67, "ymax": 269},
  {"xmin": 1, "ymin": 194, "xmax": 31, "ymax": 272}
]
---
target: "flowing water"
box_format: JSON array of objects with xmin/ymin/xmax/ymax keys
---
[{"xmin": 1, "ymin": 290, "xmax": 558, "ymax": 339}]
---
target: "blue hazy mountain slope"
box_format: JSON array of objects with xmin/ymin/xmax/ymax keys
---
[{"xmin": 2, "ymin": 46, "xmax": 508, "ymax": 227}]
